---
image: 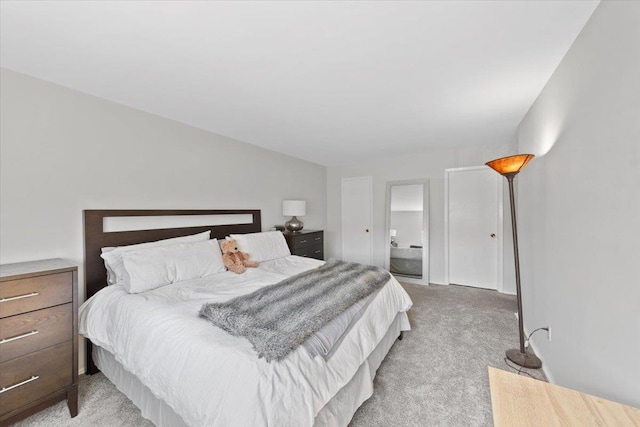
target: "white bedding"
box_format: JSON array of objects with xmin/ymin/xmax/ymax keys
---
[{"xmin": 79, "ymin": 256, "xmax": 412, "ymax": 427}]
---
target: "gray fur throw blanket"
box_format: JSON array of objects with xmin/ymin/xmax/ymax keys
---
[{"xmin": 198, "ymin": 258, "xmax": 390, "ymax": 362}]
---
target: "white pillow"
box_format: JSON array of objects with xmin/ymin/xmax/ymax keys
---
[
  {"xmin": 229, "ymin": 231, "xmax": 291, "ymax": 262},
  {"xmin": 120, "ymin": 239, "xmax": 225, "ymax": 294},
  {"xmin": 101, "ymin": 231, "xmax": 211, "ymax": 285}
]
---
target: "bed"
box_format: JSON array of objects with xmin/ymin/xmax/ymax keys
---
[
  {"xmin": 390, "ymin": 246, "xmax": 423, "ymax": 277},
  {"xmin": 80, "ymin": 209, "xmax": 412, "ymax": 427}
]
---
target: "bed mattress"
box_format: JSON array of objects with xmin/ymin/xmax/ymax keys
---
[{"xmin": 80, "ymin": 256, "xmax": 412, "ymax": 427}]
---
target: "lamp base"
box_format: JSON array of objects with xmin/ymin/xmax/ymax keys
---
[
  {"xmin": 506, "ymin": 348, "xmax": 542, "ymax": 369},
  {"xmin": 285, "ymin": 216, "xmax": 304, "ymax": 233}
]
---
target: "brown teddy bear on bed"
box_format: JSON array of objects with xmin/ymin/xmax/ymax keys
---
[{"xmin": 221, "ymin": 239, "xmax": 259, "ymax": 274}]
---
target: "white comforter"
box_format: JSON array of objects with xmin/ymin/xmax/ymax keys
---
[{"xmin": 79, "ymin": 256, "xmax": 412, "ymax": 427}]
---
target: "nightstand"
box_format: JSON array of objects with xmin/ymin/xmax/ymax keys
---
[
  {"xmin": 0, "ymin": 259, "xmax": 78, "ymax": 426},
  {"xmin": 284, "ymin": 230, "xmax": 324, "ymax": 260}
]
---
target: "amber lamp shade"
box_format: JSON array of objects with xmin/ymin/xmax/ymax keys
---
[{"xmin": 485, "ymin": 154, "xmax": 535, "ymax": 177}]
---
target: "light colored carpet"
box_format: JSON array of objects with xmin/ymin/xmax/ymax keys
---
[
  {"xmin": 350, "ymin": 283, "xmax": 545, "ymax": 426},
  {"xmin": 14, "ymin": 283, "xmax": 545, "ymax": 427}
]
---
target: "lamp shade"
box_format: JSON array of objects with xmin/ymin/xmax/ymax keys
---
[
  {"xmin": 282, "ymin": 200, "xmax": 306, "ymax": 216},
  {"xmin": 486, "ymin": 154, "xmax": 535, "ymax": 177}
]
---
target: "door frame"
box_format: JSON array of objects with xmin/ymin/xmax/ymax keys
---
[
  {"xmin": 444, "ymin": 166, "xmax": 504, "ymax": 292},
  {"xmin": 341, "ymin": 176, "xmax": 373, "ymax": 265},
  {"xmin": 384, "ymin": 179, "xmax": 430, "ymax": 286}
]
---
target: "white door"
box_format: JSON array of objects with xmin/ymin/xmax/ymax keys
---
[
  {"xmin": 445, "ymin": 167, "xmax": 502, "ymax": 290},
  {"xmin": 342, "ymin": 176, "xmax": 373, "ymax": 265}
]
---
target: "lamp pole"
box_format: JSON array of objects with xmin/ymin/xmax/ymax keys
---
[{"xmin": 507, "ymin": 175, "xmax": 525, "ymax": 354}]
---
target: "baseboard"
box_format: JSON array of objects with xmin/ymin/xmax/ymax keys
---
[
  {"xmin": 430, "ymin": 281, "xmax": 514, "ymax": 292},
  {"xmin": 398, "ymin": 276, "xmax": 428, "ymax": 286}
]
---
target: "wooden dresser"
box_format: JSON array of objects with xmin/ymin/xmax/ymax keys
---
[
  {"xmin": 0, "ymin": 259, "xmax": 78, "ymax": 426},
  {"xmin": 284, "ymin": 230, "xmax": 324, "ymax": 260}
]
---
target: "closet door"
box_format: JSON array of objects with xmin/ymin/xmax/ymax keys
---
[
  {"xmin": 445, "ymin": 167, "xmax": 503, "ymax": 290},
  {"xmin": 341, "ymin": 176, "xmax": 373, "ymax": 265}
]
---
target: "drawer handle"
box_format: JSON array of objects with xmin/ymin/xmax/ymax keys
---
[
  {"xmin": 0, "ymin": 292, "xmax": 39, "ymax": 303},
  {"xmin": 0, "ymin": 330, "xmax": 39, "ymax": 344},
  {"xmin": 0, "ymin": 375, "xmax": 39, "ymax": 394},
  {"xmin": 314, "ymin": 250, "xmax": 321, "ymax": 254},
  {"xmin": 315, "ymin": 237, "xmax": 321, "ymax": 241},
  {"xmin": 300, "ymin": 239, "xmax": 307, "ymax": 244}
]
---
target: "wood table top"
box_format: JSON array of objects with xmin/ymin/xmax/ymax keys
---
[{"xmin": 488, "ymin": 367, "xmax": 640, "ymax": 427}]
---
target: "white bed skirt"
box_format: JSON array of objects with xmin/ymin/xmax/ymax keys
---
[{"xmin": 94, "ymin": 312, "xmax": 406, "ymax": 427}]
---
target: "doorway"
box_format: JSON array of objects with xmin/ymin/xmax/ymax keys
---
[
  {"xmin": 445, "ymin": 166, "xmax": 503, "ymax": 291},
  {"xmin": 341, "ymin": 176, "xmax": 373, "ymax": 265},
  {"xmin": 385, "ymin": 179, "xmax": 430, "ymax": 285}
]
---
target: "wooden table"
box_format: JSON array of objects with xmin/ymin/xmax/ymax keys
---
[{"xmin": 488, "ymin": 367, "xmax": 640, "ymax": 426}]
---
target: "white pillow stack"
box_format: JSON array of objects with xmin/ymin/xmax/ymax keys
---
[
  {"xmin": 230, "ymin": 231, "xmax": 291, "ymax": 262},
  {"xmin": 121, "ymin": 239, "xmax": 226, "ymax": 294},
  {"xmin": 101, "ymin": 231, "xmax": 211, "ymax": 286},
  {"xmin": 99, "ymin": 230, "xmax": 293, "ymax": 294}
]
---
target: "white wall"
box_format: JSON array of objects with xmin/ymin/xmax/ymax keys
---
[
  {"xmin": 517, "ymin": 1, "xmax": 640, "ymax": 407},
  {"xmin": 0, "ymin": 69, "xmax": 326, "ymax": 372},
  {"xmin": 326, "ymin": 141, "xmax": 517, "ymax": 289}
]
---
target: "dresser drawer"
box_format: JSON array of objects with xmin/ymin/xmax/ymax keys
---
[
  {"xmin": 292, "ymin": 232, "xmax": 323, "ymax": 249},
  {"xmin": 0, "ymin": 272, "xmax": 72, "ymax": 318},
  {"xmin": 296, "ymin": 243, "xmax": 324, "ymax": 260},
  {"xmin": 0, "ymin": 303, "xmax": 72, "ymax": 363},
  {"xmin": 0, "ymin": 341, "xmax": 72, "ymax": 416}
]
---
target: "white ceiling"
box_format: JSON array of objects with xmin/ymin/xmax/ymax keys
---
[{"xmin": 0, "ymin": 1, "xmax": 598, "ymax": 166}]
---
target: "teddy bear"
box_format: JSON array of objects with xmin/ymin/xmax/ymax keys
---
[{"xmin": 221, "ymin": 239, "xmax": 259, "ymax": 274}]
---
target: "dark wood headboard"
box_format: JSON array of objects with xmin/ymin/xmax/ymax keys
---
[
  {"xmin": 83, "ymin": 209, "xmax": 261, "ymax": 374},
  {"xmin": 83, "ymin": 209, "xmax": 261, "ymax": 300}
]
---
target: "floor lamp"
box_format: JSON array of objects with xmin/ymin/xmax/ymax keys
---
[{"xmin": 486, "ymin": 154, "xmax": 542, "ymax": 369}]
